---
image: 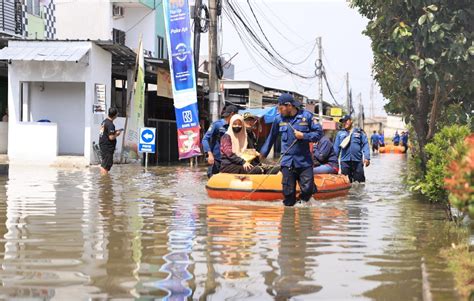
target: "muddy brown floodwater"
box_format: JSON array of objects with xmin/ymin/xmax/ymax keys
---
[{"xmin": 0, "ymin": 154, "xmax": 462, "ymax": 300}]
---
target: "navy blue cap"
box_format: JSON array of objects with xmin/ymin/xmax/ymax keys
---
[
  {"xmin": 339, "ymin": 115, "xmax": 352, "ymax": 123},
  {"xmin": 278, "ymin": 93, "xmax": 296, "ymax": 106},
  {"xmin": 221, "ymin": 105, "xmax": 239, "ymax": 117}
]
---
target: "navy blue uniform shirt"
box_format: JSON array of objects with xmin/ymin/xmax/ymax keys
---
[
  {"xmin": 333, "ymin": 127, "xmax": 370, "ymax": 162},
  {"xmin": 201, "ymin": 119, "xmax": 228, "ymax": 160},
  {"xmin": 260, "ymin": 109, "xmax": 323, "ymax": 168}
]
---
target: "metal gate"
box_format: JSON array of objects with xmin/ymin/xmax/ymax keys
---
[{"xmin": 146, "ymin": 118, "xmax": 179, "ymax": 164}]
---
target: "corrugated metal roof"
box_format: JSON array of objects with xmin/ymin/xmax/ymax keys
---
[{"xmin": 0, "ymin": 44, "xmax": 90, "ymax": 62}]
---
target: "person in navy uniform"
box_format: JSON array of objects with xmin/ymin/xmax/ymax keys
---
[
  {"xmin": 370, "ymin": 130, "xmax": 380, "ymax": 153},
  {"xmin": 313, "ymin": 132, "xmax": 339, "ymax": 174},
  {"xmin": 202, "ymin": 105, "xmax": 239, "ymax": 178},
  {"xmin": 393, "ymin": 131, "xmax": 400, "ymax": 146},
  {"xmin": 334, "ymin": 115, "xmax": 370, "ymax": 183},
  {"xmin": 401, "ymin": 131, "xmax": 409, "ymax": 153},
  {"xmin": 259, "ymin": 93, "xmax": 323, "ymax": 206}
]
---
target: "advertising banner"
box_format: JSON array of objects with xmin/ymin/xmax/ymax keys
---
[{"xmin": 163, "ymin": 0, "xmax": 201, "ymax": 159}]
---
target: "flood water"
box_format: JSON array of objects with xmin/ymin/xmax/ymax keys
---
[{"xmin": 0, "ymin": 155, "xmax": 463, "ymax": 300}]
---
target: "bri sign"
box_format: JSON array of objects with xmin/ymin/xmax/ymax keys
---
[{"xmin": 163, "ymin": 0, "xmax": 201, "ymax": 160}]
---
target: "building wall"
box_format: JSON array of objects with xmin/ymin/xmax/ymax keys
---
[
  {"xmin": 155, "ymin": 1, "xmax": 168, "ymax": 59},
  {"xmin": 29, "ymin": 82, "xmax": 85, "ymax": 155},
  {"xmin": 0, "ymin": 122, "xmax": 7, "ymax": 154},
  {"xmin": 26, "ymin": 14, "xmax": 45, "ymax": 39},
  {"xmin": 7, "ymin": 41, "xmax": 112, "ymax": 164},
  {"xmin": 385, "ymin": 115, "xmax": 407, "ymax": 139},
  {"xmin": 55, "ymin": 1, "xmax": 112, "ymax": 41},
  {"xmin": 112, "ymin": 6, "xmax": 155, "ymax": 55}
]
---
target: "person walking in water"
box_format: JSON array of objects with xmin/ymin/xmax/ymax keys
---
[
  {"xmin": 393, "ymin": 131, "xmax": 400, "ymax": 146},
  {"xmin": 370, "ymin": 130, "xmax": 380, "ymax": 154},
  {"xmin": 259, "ymin": 93, "xmax": 323, "ymax": 206},
  {"xmin": 99, "ymin": 108, "xmax": 122, "ymax": 175},
  {"xmin": 334, "ymin": 115, "xmax": 370, "ymax": 183}
]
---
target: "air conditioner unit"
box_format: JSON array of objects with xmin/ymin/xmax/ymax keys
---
[{"xmin": 113, "ymin": 5, "xmax": 124, "ymax": 18}]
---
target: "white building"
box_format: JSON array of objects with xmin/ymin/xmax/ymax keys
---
[
  {"xmin": 0, "ymin": 40, "xmax": 115, "ymax": 165},
  {"xmin": 55, "ymin": 0, "xmax": 162, "ymax": 59},
  {"xmin": 384, "ymin": 114, "xmax": 407, "ymax": 138}
]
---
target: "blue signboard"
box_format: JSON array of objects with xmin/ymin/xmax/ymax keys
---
[
  {"xmin": 139, "ymin": 127, "xmax": 156, "ymax": 153},
  {"xmin": 163, "ymin": 0, "xmax": 201, "ymax": 159}
]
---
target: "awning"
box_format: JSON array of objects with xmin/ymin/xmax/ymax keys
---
[
  {"xmin": 239, "ymin": 107, "xmax": 278, "ymax": 124},
  {"xmin": 0, "ymin": 44, "xmax": 90, "ymax": 62}
]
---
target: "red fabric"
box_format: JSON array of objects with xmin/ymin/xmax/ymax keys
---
[{"xmin": 220, "ymin": 134, "xmax": 234, "ymax": 157}]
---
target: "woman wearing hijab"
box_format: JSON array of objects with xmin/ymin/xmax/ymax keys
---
[{"xmin": 220, "ymin": 114, "xmax": 264, "ymax": 174}]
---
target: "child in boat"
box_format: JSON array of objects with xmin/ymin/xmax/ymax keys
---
[{"xmin": 220, "ymin": 114, "xmax": 265, "ymax": 174}]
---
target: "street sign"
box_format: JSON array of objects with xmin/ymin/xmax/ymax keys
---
[{"xmin": 139, "ymin": 127, "xmax": 156, "ymax": 153}]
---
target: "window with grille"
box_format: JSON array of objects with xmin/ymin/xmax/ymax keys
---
[
  {"xmin": 26, "ymin": 0, "xmax": 41, "ymax": 16},
  {"xmin": 112, "ymin": 28, "xmax": 126, "ymax": 46}
]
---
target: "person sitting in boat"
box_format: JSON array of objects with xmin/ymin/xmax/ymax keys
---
[
  {"xmin": 313, "ymin": 132, "xmax": 338, "ymax": 174},
  {"xmin": 243, "ymin": 112, "xmax": 259, "ymax": 149},
  {"xmin": 220, "ymin": 114, "xmax": 265, "ymax": 174}
]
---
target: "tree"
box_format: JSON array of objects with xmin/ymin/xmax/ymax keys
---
[{"xmin": 351, "ymin": 0, "xmax": 473, "ymax": 171}]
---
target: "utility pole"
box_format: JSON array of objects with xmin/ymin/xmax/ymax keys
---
[
  {"xmin": 317, "ymin": 37, "xmax": 323, "ymax": 120},
  {"xmin": 358, "ymin": 93, "xmax": 364, "ymax": 128},
  {"xmin": 208, "ymin": 0, "xmax": 219, "ymax": 122},
  {"xmin": 346, "ymin": 72, "xmax": 350, "ymax": 114}
]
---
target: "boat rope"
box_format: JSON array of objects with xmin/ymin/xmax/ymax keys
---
[{"xmin": 239, "ymin": 139, "xmax": 298, "ymax": 200}]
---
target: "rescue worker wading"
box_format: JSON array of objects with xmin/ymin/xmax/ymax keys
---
[
  {"xmin": 202, "ymin": 105, "xmax": 239, "ymax": 178},
  {"xmin": 334, "ymin": 115, "xmax": 370, "ymax": 183},
  {"xmin": 260, "ymin": 93, "xmax": 323, "ymax": 207}
]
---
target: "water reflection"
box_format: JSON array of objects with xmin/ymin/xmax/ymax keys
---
[{"xmin": 0, "ymin": 157, "xmax": 462, "ymax": 300}]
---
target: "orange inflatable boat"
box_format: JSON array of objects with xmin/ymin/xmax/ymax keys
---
[
  {"xmin": 379, "ymin": 145, "xmax": 405, "ymax": 154},
  {"xmin": 206, "ymin": 173, "xmax": 351, "ymax": 201}
]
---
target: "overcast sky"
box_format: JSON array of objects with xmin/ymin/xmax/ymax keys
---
[{"xmin": 199, "ymin": 0, "xmax": 387, "ymax": 116}]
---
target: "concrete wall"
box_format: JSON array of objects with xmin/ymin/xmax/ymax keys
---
[
  {"xmin": 26, "ymin": 14, "xmax": 45, "ymax": 40},
  {"xmin": 9, "ymin": 122, "xmax": 58, "ymax": 164},
  {"xmin": 29, "ymin": 82, "xmax": 85, "ymax": 155},
  {"xmin": 0, "ymin": 122, "xmax": 7, "ymax": 154},
  {"xmin": 385, "ymin": 115, "xmax": 407, "ymax": 139},
  {"xmin": 55, "ymin": 2, "xmax": 112, "ymax": 41},
  {"xmin": 113, "ymin": 6, "xmax": 156, "ymax": 56},
  {"xmin": 56, "ymin": 1, "xmax": 157, "ymax": 57},
  {"xmin": 7, "ymin": 41, "xmax": 112, "ymax": 165}
]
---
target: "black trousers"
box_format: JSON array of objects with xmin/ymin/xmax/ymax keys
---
[
  {"xmin": 101, "ymin": 151, "xmax": 114, "ymax": 171},
  {"xmin": 220, "ymin": 164, "xmax": 264, "ymax": 174},
  {"xmin": 207, "ymin": 160, "xmax": 221, "ymax": 178},
  {"xmin": 281, "ymin": 166, "xmax": 316, "ymax": 206},
  {"xmin": 340, "ymin": 161, "xmax": 365, "ymax": 183}
]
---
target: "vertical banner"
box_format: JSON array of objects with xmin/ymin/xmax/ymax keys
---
[
  {"xmin": 163, "ymin": 0, "xmax": 202, "ymax": 160},
  {"xmin": 124, "ymin": 38, "xmax": 145, "ymax": 160}
]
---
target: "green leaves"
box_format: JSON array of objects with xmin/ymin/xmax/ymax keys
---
[
  {"xmin": 427, "ymin": 12, "xmax": 435, "ymax": 22},
  {"xmin": 410, "ymin": 78, "xmax": 420, "ymax": 90},
  {"xmin": 469, "ymin": 45, "xmax": 474, "ymax": 56},
  {"xmin": 418, "ymin": 14, "xmax": 427, "ymax": 25},
  {"xmin": 431, "ymin": 24, "xmax": 440, "ymax": 32},
  {"xmin": 427, "ymin": 4, "xmax": 438, "ymax": 12},
  {"xmin": 425, "ymin": 58, "xmax": 435, "ymax": 65},
  {"xmin": 410, "ymin": 54, "xmax": 420, "ymax": 61}
]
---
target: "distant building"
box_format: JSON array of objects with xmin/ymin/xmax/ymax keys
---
[{"xmin": 384, "ymin": 114, "xmax": 407, "ymax": 138}]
